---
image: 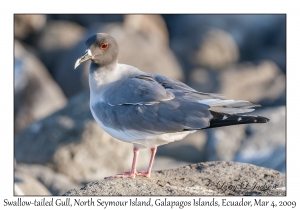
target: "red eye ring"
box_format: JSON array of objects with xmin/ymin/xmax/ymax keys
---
[{"xmin": 100, "ymin": 42, "xmax": 109, "ymax": 50}]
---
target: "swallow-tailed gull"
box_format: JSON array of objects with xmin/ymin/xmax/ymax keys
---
[{"xmin": 74, "ymin": 33, "xmax": 269, "ymax": 178}]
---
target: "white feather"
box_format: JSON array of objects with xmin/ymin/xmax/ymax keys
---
[
  {"xmin": 210, "ymin": 107, "xmax": 255, "ymax": 114},
  {"xmin": 199, "ymin": 99, "xmax": 258, "ymax": 114}
]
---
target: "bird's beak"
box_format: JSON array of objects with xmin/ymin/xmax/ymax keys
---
[{"xmin": 74, "ymin": 49, "xmax": 93, "ymax": 69}]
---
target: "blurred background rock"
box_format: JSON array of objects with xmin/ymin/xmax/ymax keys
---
[{"xmin": 14, "ymin": 14, "xmax": 286, "ymax": 195}]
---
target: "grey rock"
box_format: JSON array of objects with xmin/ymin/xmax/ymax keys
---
[
  {"xmin": 51, "ymin": 120, "xmax": 151, "ymax": 183},
  {"xmin": 195, "ymin": 29, "xmax": 239, "ymax": 70},
  {"xmin": 14, "ymin": 40, "xmax": 67, "ymax": 133},
  {"xmin": 205, "ymin": 106, "xmax": 285, "ymax": 173},
  {"xmin": 156, "ymin": 131, "xmax": 206, "ymax": 163},
  {"xmin": 50, "ymin": 14, "xmax": 123, "ymax": 27},
  {"xmin": 14, "ymin": 14, "xmax": 46, "ymax": 40},
  {"xmin": 14, "ymin": 170, "xmax": 51, "ymax": 196},
  {"xmin": 124, "ymin": 15, "xmax": 169, "ymax": 47},
  {"xmin": 64, "ymin": 161, "xmax": 286, "ymax": 196},
  {"xmin": 38, "ymin": 20, "xmax": 85, "ymax": 51},
  {"xmin": 152, "ymin": 156, "xmax": 191, "ymax": 171},
  {"xmin": 164, "ymin": 14, "xmax": 286, "ymax": 73},
  {"xmin": 235, "ymin": 106, "xmax": 286, "ymax": 172},
  {"xmin": 15, "ymin": 91, "xmax": 150, "ymax": 183},
  {"xmin": 16, "ymin": 164, "xmax": 82, "ymax": 195},
  {"xmin": 37, "ymin": 20, "xmax": 86, "ymax": 98},
  {"xmin": 218, "ymin": 61, "xmax": 285, "ymax": 106},
  {"xmin": 188, "ymin": 68, "xmax": 220, "ymax": 94},
  {"xmin": 205, "ymin": 125, "xmax": 247, "ymax": 161}
]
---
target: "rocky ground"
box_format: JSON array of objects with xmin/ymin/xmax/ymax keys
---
[
  {"xmin": 64, "ymin": 161, "xmax": 286, "ymax": 196},
  {"xmin": 14, "ymin": 14, "xmax": 286, "ymax": 195}
]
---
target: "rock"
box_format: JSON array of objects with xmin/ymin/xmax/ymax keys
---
[
  {"xmin": 195, "ymin": 29, "xmax": 239, "ymax": 70},
  {"xmin": 204, "ymin": 106, "xmax": 285, "ymax": 173},
  {"xmin": 156, "ymin": 131, "xmax": 206, "ymax": 163},
  {"xmin": 14, "ymin": 91, "xmax": 151, "ymax": 183},
  {"xmin": 14, "ymin": 170, "xmax": 51, "ymax": 196},
  {"xmin": 14, "ymin": 14, "xmax": 46, "ymax": 40},
  {"xmin": 49, "ymin": 14, "xmax": 123, "ymax": 27},
  {"xmin": 38, "ymin": 20, "xmax": 85, "ymax": 51},
  {"xmin": 16, "ymin": 164, "xmax": 81, "ymax": 195},
  {"xmin": 204, "ymin": 125, "xmax": 247, "ymax": 161},
  {"xmin": 163, "ymin": 14, "xmax": 286, "ymax": 73},
  {"xmin": 188, "ymin": 68, "xmax": 220, "ymax": 94},
  {"xmin": 235, "ymin": 15, "xmax": 286, "ymax": 72},
  {"xmin": 124, "ymin": 15, "xmax": 169, "ymax": 46},
  {"xmin": 36, "ymin": 20, "xmax": 86, "ymax": 98},
  {"xmin": 51, "ymin": 120, "xmax": 151, "ymax": 183},
  {"xmin": 14, "ymin": 40, "xmax": 67, "ymax": 133},
  {"xmin": 218, "ymin": 61, "xmax": 285, "ymax": 106},
  {"xmin": 235, "ymin": 106, "xmax": 286, "ymax": 173},
  {"xmin": 256, "ymin": 48, "xmax": 286, "ymax": 74},
  {"xmin": 64, "ymin": 161, "xmax": 286, "ymax": 196},
  {"xmin": 152, "ymin": 156, "xmax": 191, "ymax": 171}
]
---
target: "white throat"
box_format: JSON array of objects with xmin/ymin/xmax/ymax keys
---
[
  {"xmin": 89, "ymin": 62, "xmax": 127, "ymax": 102},
  {"xmin": 89, "ymin": 61, "xmax": 120, "ymax": 87},
  {"xmin": 89, "ymin": 63, "xmax": 143, "ymax": 105}
]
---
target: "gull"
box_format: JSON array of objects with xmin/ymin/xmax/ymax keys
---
[{"xmin": 75, "ymin": 33, "xmax": 269, "ymax": 178}]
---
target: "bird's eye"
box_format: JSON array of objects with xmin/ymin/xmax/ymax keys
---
[{"xmin": 99, "ymin": 42, "xmax": 109, "ymax": 50}]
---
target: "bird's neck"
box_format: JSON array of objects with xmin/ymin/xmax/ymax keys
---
[{"xmin": 89, "ymin": 61, "xmax": 121, "ymax": 93}]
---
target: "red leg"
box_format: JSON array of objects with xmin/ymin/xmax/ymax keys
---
[
  {"xmin": 105, "ymin": 147, "xmax": 139, "ymax": 179},
  {"xmin": 136, "ymin": 147, "xmax": 157, "ymax": 178}
]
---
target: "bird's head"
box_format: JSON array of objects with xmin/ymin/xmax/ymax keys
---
[{"xmin": 74, "ymin": 33, "xmax": 119, "ymax": 69}]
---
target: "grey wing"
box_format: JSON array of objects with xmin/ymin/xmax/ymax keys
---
[
  {"xmin": 92, "ymin": 98, "xmax": 212, "ymax": 134},
  {"xmin": 94, "ymin": 74, "xmax": 213, "ymax": 133}
]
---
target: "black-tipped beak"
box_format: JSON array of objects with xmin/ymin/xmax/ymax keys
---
[{"xmin": 74, "ymin": 49, "xmax": 93, "ymax": 69}]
